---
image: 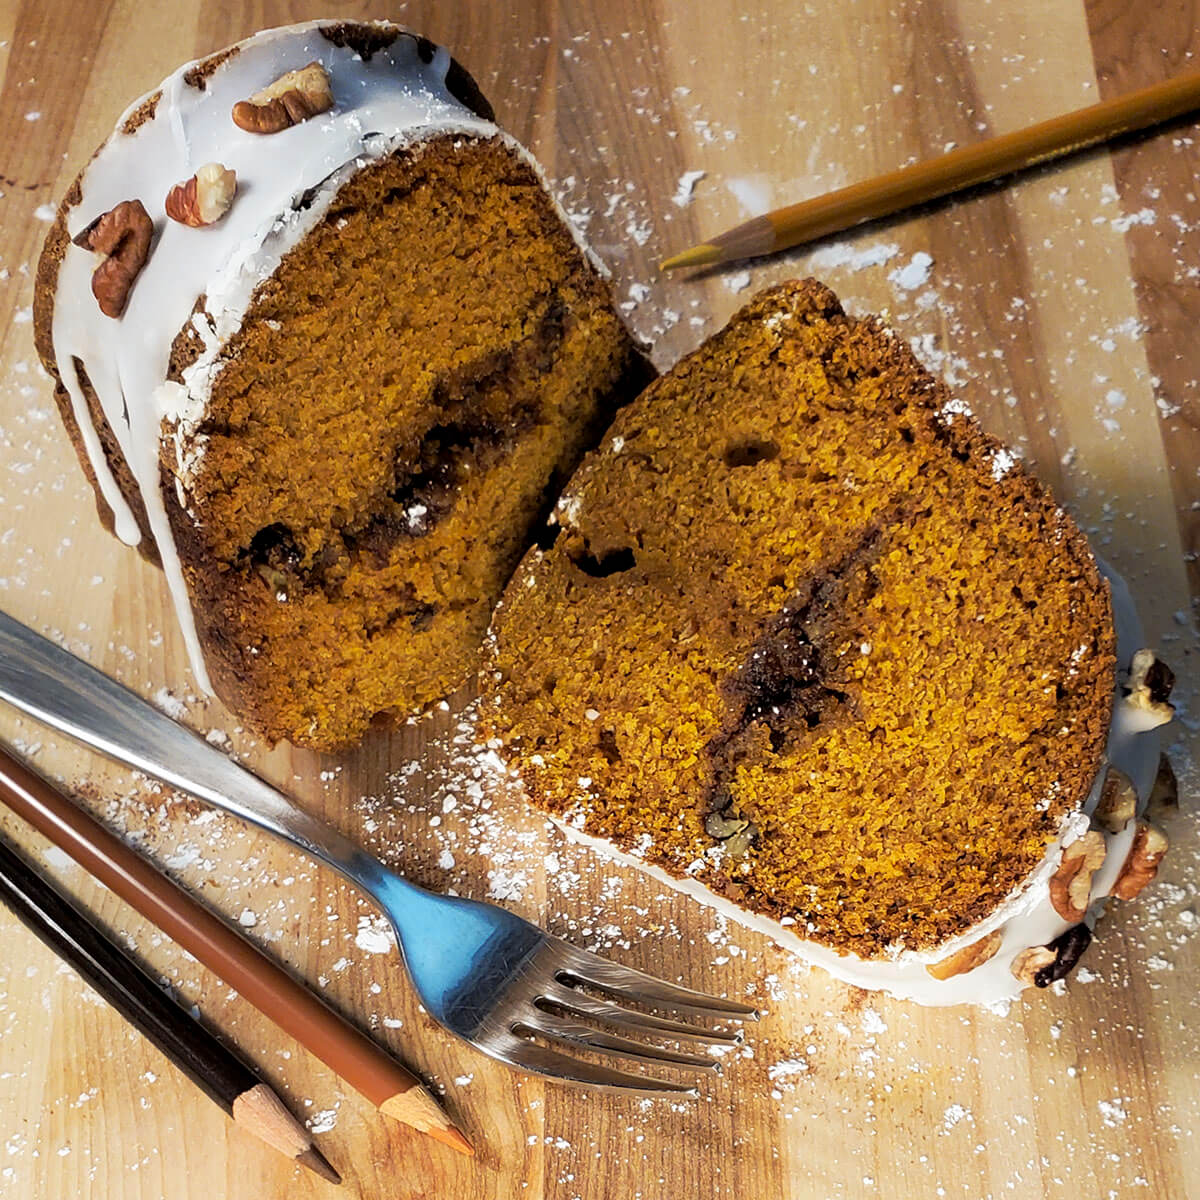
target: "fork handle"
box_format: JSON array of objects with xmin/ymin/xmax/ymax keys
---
[{"xmin": 0, "ymin": 610, "xmax": 396, "ymax": 897}]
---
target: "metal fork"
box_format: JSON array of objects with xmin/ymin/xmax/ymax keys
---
[{"xmin": 0, "ymin": 611, "xmax": 755, "ymax": 1093}]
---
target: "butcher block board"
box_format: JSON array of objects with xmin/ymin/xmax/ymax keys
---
[{"xmin": 0, "ymin": 2, "xmax": 1197, "ymax": 1197}]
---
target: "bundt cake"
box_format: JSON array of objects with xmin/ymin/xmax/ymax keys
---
[
  {"xmin": 479, "ymin": 279, "xmax": 1173, "ymax": 1007},
  {"xmin": 34, "ymin": 20, "xmax": 649, "ymax": 750}
]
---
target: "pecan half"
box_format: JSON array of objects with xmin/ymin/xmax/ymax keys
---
[
  {"xmin": 1093, "ymin": 765, "xmax": 1137, "ymax": 834},
  {"xmin": 1048, "ymin": 830, "xmax": 1107, "ymax": 923},
  {"xmin": 1111, "ymin": 821, "xmax": 1168, "ymax": 901},
  {"xmin": 165, "ymin": 162, "xmax": 236, "ymax": 226},
  {"xmin": 232, "ymin": 62, "xmax": 333, "ymax": 133},
  {"xmin": 1122, "ymin": 649, "xmax": 1175, "ymax": 729},
  {"xmin": 73, "ymin": 199, "xmax": 154, "ymax": 317},
  {"xmin": 926, "ymin": 929, "xmax": 1003, "ymax": 981}
]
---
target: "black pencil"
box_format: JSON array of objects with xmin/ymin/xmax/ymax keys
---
[{"xmin": 0, "ymin": 835, "xmax": 339, "ymax": 1184}]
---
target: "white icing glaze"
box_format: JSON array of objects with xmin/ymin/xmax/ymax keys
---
[
  {"xmin": 49, "ymin": 22, "xmax": 512, "ymax": 691},
  {"xmin": 543, "ymin": 561, "xmax": 1161, "ymax": 1008}
]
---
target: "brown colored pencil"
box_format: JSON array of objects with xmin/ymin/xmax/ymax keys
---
[
  {"xmin": 661, "ymin": 70, "xmax": 1200, "ymax": 271},
  {"xmin": 0, "ymin": 834, "xmax": 340, "ymax": 1183},
  {"xmin": 0, "ymin": 746, "xmax": 472, "ymax": 1156}
]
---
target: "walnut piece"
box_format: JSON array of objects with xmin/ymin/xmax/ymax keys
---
[
  {"xmin": 165, "ymin": 162, "xmax": 236, "ymax": 226},
  {"xmin": 1010, "ymin": 945, "xmax": 1056, "ymax": 987},
  {"xmin": 1093, "ymin": 765, "xmax": 1137, "ymax": 834},
  {"xmin": 926, "ymin": 929, "xmax": 1003, "ymax": 981},
  {"xmin": 232, "ymin": 62, "xmax": 333, "ymax": 133},
  {"xmin": 1048, "ymin": 829, "xmax": 1106, "ymax": 923},
  {"xmin": 72, "ymin": 199, "xmax": 154, "ymax": 318},
  {"xmin": 1111, "ymin": 821, "xmax": 1168, "ymax": 901},
  {"xmin": 1123, "ymin": 649, "xmax": 1175, "ymax": 729}
]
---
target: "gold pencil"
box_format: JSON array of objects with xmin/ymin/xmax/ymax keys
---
[{"xmin": 661, "ymin": 70, "xmax": 1200, "ymax": 271}]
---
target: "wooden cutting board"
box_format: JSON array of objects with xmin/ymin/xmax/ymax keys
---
[{"xmin": 0, "ymin": 1, "xmax": 1196, "ymax": 1197}]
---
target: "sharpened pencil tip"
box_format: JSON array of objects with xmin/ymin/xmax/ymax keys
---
[
  {"xmin": 659, "ymin": 242, "xmax": 722, "ymax": 271},
  {"xmin": 296, "ymin": 1146, "xmax": 342, "ymax": 1185}
]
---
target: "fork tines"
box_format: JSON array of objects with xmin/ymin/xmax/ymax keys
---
[{"xmin": 487, "ymin": 938, "xmax": 759, "ymax": 1094}]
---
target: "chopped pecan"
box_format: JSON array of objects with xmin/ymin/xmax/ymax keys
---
[
  {"xmin": 165, "ymin": 162, "xmax": 236, "ymax": 226},
  {"xmin": 1048, "ymin": 830, "xmax": 1106, "ymax": 922},
  {"xmin": 1010, "ymin": 945, "xmax": 1056, "ymax": 987},
  {"xmin": 1123, "ymin": 649, "xmax": 1175, "ymax": 729},
  {"xmin": 1093, "ymin": 766, "xmax": 1137, "ymax": 834},
  {"xmin": 1111, "ymin": 821, "xmax": 1168, "ymax": 901},
  {"xmin": 73, "ymin": 199, "xmax": 154, "ymax": 317},
  {"xmin": 926, "ymin": 929, "xmax": 1003, "ymax": 981},
  {"xmin": 1033, "ymin": 924, "xmax": 1093, "ymax": 987},
  {"xmin": 722, "ymin": 824, "xmax": 757, "ymax": 857},
  {"xmin": 232, "ymin": 61, "xmax": 333, "ymax": 133}
]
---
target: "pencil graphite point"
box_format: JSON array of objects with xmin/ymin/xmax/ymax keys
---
[
  {"xmin": 233, "ymin": 1083, "xmax": 339, "ymax": 1178},
  {"xmin": 297, "ymin": 1146, "xmax": 342, "ymax": 1185}
]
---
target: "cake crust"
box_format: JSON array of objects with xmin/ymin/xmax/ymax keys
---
[{"xmin": 480, "ymin": 279, "xmax": 1116, "ymax": 958}]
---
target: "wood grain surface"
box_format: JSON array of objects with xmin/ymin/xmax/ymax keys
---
[{"xmin": 1, "ymin": 2, "xmax": 1198, "ymax": 1197}]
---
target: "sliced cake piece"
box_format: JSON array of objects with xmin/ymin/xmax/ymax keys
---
[
  {"xmin": 480, "ymin": 279, "xmax": 1169, "ymax": 1006},
  {"xmin": 34, "ymin": 21, "xmax": 649, "ymax": 750}
]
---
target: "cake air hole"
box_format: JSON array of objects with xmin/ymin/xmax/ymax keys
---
[
  {"xmin": 597, "ymin": 728, "xmax": 621, "ymax": 763},
  {"xmin": 723, "ymin": 437, "xmax": 780, "ymax": 468},
  {"xmin": 567, "ymin": 544, "xmax": 637, "ymax": 578}
]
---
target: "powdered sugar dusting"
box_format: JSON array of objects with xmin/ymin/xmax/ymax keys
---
[
  {"xmin": 941, "ymin": 1102, "xmax": 971, "ymax": 1133},
  {"xmin": 991, "ymin": 447, "xmax": 1017, "ymax": 480},
  {"xmin": 354, "ymin": 914, "xmax": 395, "ymax": 955},
  {"xmin": 805, "ymin": 240, "xmax": 900, "ymax": 273},
  {"xmin": 487, "ymin": 867, "xmax": 529, "ymax": 902},
  {"xmin": 725, "ymin": 175, "xmax": 771, "ymax": 216},
  {"xmin": 672, "ymin": 169, "xmax": 705, "ymax": 208},
  {"xmin": 888, "ymin": 250, "xmax": 933, "ymax": 291},
  {"xmin": 308, "ymin": 1108, "xmax": 338, "ymax": 1134}
]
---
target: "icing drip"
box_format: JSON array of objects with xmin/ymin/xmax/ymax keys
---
[
  {"xmin": 548, "ymin": 562, "xmax": 1160, "ymax": 1009},
  {"xmin": 49, "ymin": 22, "xmax": 499, "ymax": 691}
]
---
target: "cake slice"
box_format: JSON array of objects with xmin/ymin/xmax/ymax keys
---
[
  {"xmin": 479, "ymin": 279, "xmax": 1172, "ymax": 1006},
  {"xmin": 34, "ymin": 21, "xmax": 649, "ymax": 750}
]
